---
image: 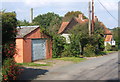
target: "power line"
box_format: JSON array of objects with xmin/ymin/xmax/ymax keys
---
[{"xmin": 97, "ymin": 0, "xmax": 118, "ymax": 22}]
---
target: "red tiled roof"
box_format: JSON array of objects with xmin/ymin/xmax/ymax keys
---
[
  {"xmin": 100, "ymin": 22, "xmax": 112, "ymax": 35},
  {"xmin": 58, "ymin": 18, "xmax": 88, "ymax": 34},
  {"xmin": 75, "ymin": 17, "xmax": 88, "ymax": 24},
  {"xmin": 105, "ymin": 35, "xmax": 112, "ymax": 42},
  {"xmin": 58, "ymin": 22, "xmax": 69, "ymax": 34}
]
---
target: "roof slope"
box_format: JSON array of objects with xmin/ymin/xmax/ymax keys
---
[
  {"xmin": 58, "ymin": 17, "xmax": 88, "ymax": 34},
  {"xmin": 100, "ymin": 22, "xmax": 112, "ymax": 35},
  {"xmin": 75, "ymin": 17, "xmax": 88, "ymax": 24},
  {"xmin": 105, "ymin": 35, "xmax": 112, "ymax": 42},
  {"xmin": 16, "ymin": 26, "xmax": 39, "ymax": 38},
  {"xmin": 58, "ymin": 22, "xmax": 69, "ymax": 34}
]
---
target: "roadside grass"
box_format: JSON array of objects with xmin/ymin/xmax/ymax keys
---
[
  {"xmin": 104, "ymin": 51, "xmax": 116, "ymax": 54},
  {"xmin": 96, "ymin": 51, "xmax": 117, "ymax": 56},
  {"xmin": 16, "ymin": 62, "xmax": 50, "ymax": 67},
  {"xmin": 53, "ymin": 57, "xmax": 86, "ymax": 63}
]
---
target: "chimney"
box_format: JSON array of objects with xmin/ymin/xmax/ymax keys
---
[
  {"xmin": 78, "ymin": 14, "xmax": 83, "ymax": 20},
  {"xmin": 94, "ymin": 16, "xmax": 98, "ymax": 22},
  {"xmin": 30, "ymin": 8, "xmax": 33, "ymax": 23}
]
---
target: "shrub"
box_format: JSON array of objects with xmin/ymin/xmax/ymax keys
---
[
  {"xmin": 52, "ymin": 35, "xmax": 66, "ymax": 58},
  {"xmin": 111, "ymin": 46, "xmax": 118, "ymax": 51},
  {"xmin": 105, "ymin": 43, "xmax": 111, "ymax": 51},
  {"xmin": 2, "ymin": 58, "xmax": 23, "ymax": 81},
  {"xmin": 2, "ymin": 12, "xmax": 21, "ymax": 81},
  {"xmin": 83, "ymin": 44, "xmax": 96, "ymax": 57},
  {"xmin": 61, "ymin": 44, "xmax": 72, "ymax": 57}
]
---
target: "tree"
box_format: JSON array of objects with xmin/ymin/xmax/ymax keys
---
[
  {"xmin": 112, "ymin": 27, "xmax": 120, "ymax": 48},
  {"xmin": 2, "ymin": 12, "xmax": 17, "ymax": 44},
  {"xmin": 17, "ymin": 20, "xmax": 36, "ymax": 26},
  {"xmin": 62, "ymin": 11, "xmax": 88, "ymax": 22},
  {"xmin": 67, "ymin": 21, "xmax": 105, "ymax": 56},
  {"xmin": 33, "ymin": 12, "xmax": 62, "ymax": 35},
  {"xmin": 2, "ymin": 12, "xmax": 21, "ymax": 81}
]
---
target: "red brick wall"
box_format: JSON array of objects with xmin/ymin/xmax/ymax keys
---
[
  {"xmin": 14, "ymin": 39, "xmax": 24, "ymax": 63},
  {"xmin": 15, "ymin": 27, "xmax": 52, "ymax": 63},
  {"xmin": 23, "ymin": 39, "xmax": 32, "ymax": 63}
]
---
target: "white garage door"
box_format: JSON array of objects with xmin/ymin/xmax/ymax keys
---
[{"xmin": 32, "ymin": 39, "xmax": 46, "ymax": 61}]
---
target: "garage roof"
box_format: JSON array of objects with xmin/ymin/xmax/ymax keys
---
[{"xmin": 16, "ymin": 26, "xmax": 39, "ymax": 38}]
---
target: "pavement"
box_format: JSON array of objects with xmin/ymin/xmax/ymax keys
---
[{"xmin": 18, "ymin": 52, "xmax": 119, "ymax": 80}]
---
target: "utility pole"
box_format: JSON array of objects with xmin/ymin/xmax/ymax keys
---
[
  {"xmin": 30, "ymin": 8, "xmax": 33, "ymax": 23},
  {"xmin": 88, "ymin": 1, "xmax": 91, "ymax": 36},
  {"xmin": 92, "ymin": 0, "xmax": 95, "ymax": 34}
]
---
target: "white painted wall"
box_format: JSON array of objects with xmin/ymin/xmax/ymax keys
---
[
  {"xmin": 104, "ymin": 40, "xmax": 116, "ymax": 46},
  {"xmin": 61, "ymin": 34, "xmax": 70, "ymax": 43}
]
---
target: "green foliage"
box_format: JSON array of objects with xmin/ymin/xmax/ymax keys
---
[
  {"xmin": 2, "ymin": 58, "xmax": 22, "ymax": 81},
  {"xmin": 17, "ymin": 20, "xmax": 36, "ymax": 26},
  {"xmin": 112, "ymin": 27, "xmax": 120, "ymax": 49},
  {"xmin": 33, "ymin": 12, "xmax": 62, "ymax": 34},
  {"xmin": 17, "ymin": 63, "xmax": 50, "ymax": 67},
  {"xmin": 84, "ymin": 44, "xmax": 96, "ymax": 57},
  {"xmin": 69, "ymin": 34, "xmax": 81, "ymax": 57},
  {"xmin": 105, "ymin": 43, "xmax": 111, "ymax": 51},
  {"xmin": 2, "ymin": 12, "xmax": 17, "ymax": 59},
  {"xmin": 61, "ymin": 23, "xmax": 89, "ymax": 57},
  {"xmin": 2, "ymin": 12, "xmax": 21, "ymax": 81},
  {"xmin": 68, "ymin": 23, "xmax": 89, "ymax": 55},
  {"xmin": 63, "ymin": 11, "xmax": 87, "ymax": 21},
  {"xmin": 52, "ymin": 35, "xmax": 66, "ymax": 58},
  {"xmin": 2, "ymin": 12, "xmax": 17, "ymax": 44},
  {"xmin": 55, "ymin": 57, "xmax": 86, "ymax": 63},
  {"xmin": 61, "ymin": 44, "xmax": 72, "ymax": 57},
  {"xmin": 66, "ymin": 21, "xmax": 105, "ymax": 56},
  {"xmin": 111, "ymin": 46, "xmax": 118, "ymax": 51}
]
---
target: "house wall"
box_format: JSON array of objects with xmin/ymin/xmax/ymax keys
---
[
  {"xmin": 104, "ymin": 41, "xmax": 111, "ymax": 46},
  {"xmin": 46, "ymin": 40, "xmax": 52, "ymax": 59},
  {"xmin": 61, "ymin": 33, "xmax": 70, "ymax": 43},
  {"xmin": 26, "ymin": 28, "xmax": 48, "ymax": 39},
  {"xmin": 14, "ymin": 39, "xmax": 24, "ymax": 63},
  {"xmin": 111, "ymin": 41, "xmax": 115, "ymax": 45},
  {"xmin": 23, "ymin": 39, "xmax": 32, "ymax": 63},
  {"xmin": 104, "ymin": 41, "xmax": 116, "ymax": 46},
  {"xmin": 15, "ymin": 28, "xmax": 52, "ymax": 63}
]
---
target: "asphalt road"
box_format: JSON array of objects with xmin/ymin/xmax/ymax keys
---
[{"xmin": 34, "ymin": 52, "xmax": 119, "ymax": 80}]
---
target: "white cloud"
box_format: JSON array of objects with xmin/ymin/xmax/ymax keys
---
[{"xmin": 2, "ymin": 0, "xmax": 118, "ymax": 9}]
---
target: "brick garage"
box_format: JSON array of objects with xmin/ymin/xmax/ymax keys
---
[{"xmin": 14, "ymin": 26, "xmax": 52, "ymax": 63}]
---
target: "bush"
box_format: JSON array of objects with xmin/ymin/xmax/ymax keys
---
[
  {"xmin": 2, "ymin": 12, "xmax": 20, "ymax": 81},
  {"xmin": 105, "ymin": 43, "xmax": 111, "ymax": 51},
  {"xmin": 61, "ymin": 44, "xmax": 72, "ymax": 57},
  {"xmin": 2, "ymin": 58, "xmax": 23, "ymax": 81},
  {"xmin": 83, "ymin": 44, "xmax": 96, "ymax": 57},
  {"xmin": 52, "ymin": 35, "xmax": 66, "ymax": 58},
  {"xmin": 111, "ymin": 46, "xmax": 118, "ymax": 51}
]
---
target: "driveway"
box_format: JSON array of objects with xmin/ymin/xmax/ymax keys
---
[{"xmin": 18, "ymin": 52, "xmax": 119, "ymax": 80}]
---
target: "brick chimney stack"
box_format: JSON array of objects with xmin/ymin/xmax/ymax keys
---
[
  {"xmin": 94, "ymin": 16, "xmax": 98, "ymax": 22},
  {"xmin": 78, "ymin": 14, "xmax": 83, "ymax": 20}
]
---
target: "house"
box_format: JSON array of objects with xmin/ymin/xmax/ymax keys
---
[
  {"xmin": 58, "ymin": 14, "xmax": 89, "ymax": 43},
  {"xmin": 100, "ymin": 22, "xmax": 116, "ymax": 46},
  {"xmin": 14, "ymin": 26, "xmax": 52, "ymax": 63},
  {"xmin": 104, "ymin": 35, "xmax": 115, "ymax": 46},
  {"xmin": 58, "ymin": 14, "xmax": 115, "ymax": 46}
]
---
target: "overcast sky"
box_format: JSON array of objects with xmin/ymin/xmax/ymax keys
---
[{"xmin": 1, "ymin": 0, "xmax": 119, "ymax": 29}]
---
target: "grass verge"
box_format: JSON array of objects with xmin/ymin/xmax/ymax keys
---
[
  {"xmin": 53, "ymin": 57, "xmax": 86, "ymax": 63},
  {"xmin": 17, "ymin": 63, "xmax": 50, "ymax": 67},
  {"xmin": 104, "ymin": 51, "xmax": 116, "ymax": 54}
]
